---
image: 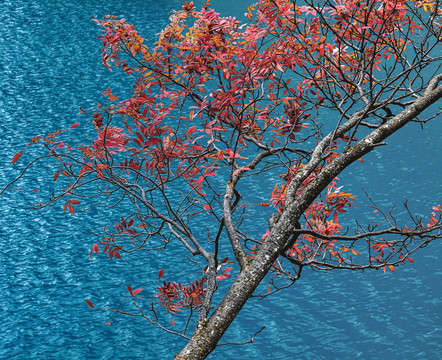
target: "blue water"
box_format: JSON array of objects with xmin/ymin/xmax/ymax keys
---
[{"xmin": 0, "ymin": 1, "xmax": 441, "ymax": 359}]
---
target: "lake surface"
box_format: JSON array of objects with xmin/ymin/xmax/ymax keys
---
[{"xmin": 0, "ymin": 1, "xmax": 441, "ymax": 359}]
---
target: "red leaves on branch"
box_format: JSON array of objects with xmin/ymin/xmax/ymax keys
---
[
  {"xmin": 101, "ymin": 88, "xmax": 118, "ymax": 101},
  {"xmin": 23, "ymin": 0, "xmax": 441, "ymax": 328},
  {"xmin": 127, "ymin": 285, "xmax": 143, "ymax": 297},
  {"xmin": 85, "ymin": 300, "xmax": 94, "ymax": 308},
  {"xmin": 267, "ymin": 174, "xmax": 358, "ymax": 265},
  {"xmin": 154, "ymin": 267, "xmax": 223, "ymax": 315},
  {"xmin": 64, "ymin": 200, "xmax": 81, "ymax": 215},
  {"xmin": 216, "ymin": 267, "xmax": 233, "ymax": 280},
  {"xmin": 92, "ymin": 127, "xmax": 128, "ymax": 155},
  {"xmin": 427, "ymin": 205, "xmax": 442, "ymax": 227},
  {"xmin": 120, "ymin": 158, "xmax": 140, "ymax": 173},
  {"xmin": 156, "ymin": 278, "xmax": 208, "ymax": 314},
  {"xmin": 92, "ymin": 113, "xmax": 103, "ymax": 128}
]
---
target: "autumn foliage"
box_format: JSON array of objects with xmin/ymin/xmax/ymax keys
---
[{"xmin": 3, "ymin": 0, "xmax": 442, "ymax": 358}]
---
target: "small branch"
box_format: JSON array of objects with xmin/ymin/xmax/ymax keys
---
[
  {"xmin": 217, "ymin": 326, "xmax": 266, "ymax": 346},
  {"xmin": 290, "ymin": 224, "xmax": 442, "ymax": 242}
]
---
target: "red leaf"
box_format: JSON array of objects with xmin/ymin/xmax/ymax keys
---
[
  {"xmin": 12, "ymin": 152, "xmax": 22, "ymax": 165},
  {"xmin": 220, "ymin": 257, "xmax": 229, "ymax": 264},
  {"xmin": 90, "ymin": 243, "xmax": 99, "ymax": 259},
  {"xmin": 53, "ymin": 171, "xmax": 59, "ymax": 182},
  {"xmin": 68, "ymin": 203, "xmax": 74, "ymax": 215},
  {"xmin": 127, "ymin": 285, "xmax": 133, "ymax": 296},
  {"xmin": 133, "ymin": 288, "xmax": 143, "ymax": 295},
  {"xmin": 136, "ymin": 132, "xmax": 144, "ymax": 143},
  {"xmin": 170, "ymin": 318, "xmax": 175, "ymax": 326},
  {"xmin": 71, "ymin": 122, "xmax": 80, "ymax": 128},
  {"xmin": 85, "ymin": 300, "xmax": 94, "ymax": 308},
  {"xmin": 187, "ymin": 126, "xmax": 197, "ymax": 135},
  {"xmin": 70, "ymin": 200, "xmax": 81, "ymax": 205},
  {"xmin": 158, "ymin": 268, "xmax": 165, "ymax": 279}
]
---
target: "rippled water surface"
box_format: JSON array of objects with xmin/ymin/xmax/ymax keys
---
[{"xmin": 0, "ymin": 1, "xmax": 441, "ymax": 359}]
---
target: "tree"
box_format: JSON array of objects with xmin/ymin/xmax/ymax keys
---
[{"xmin": 2, "ymin": 0, "xmax": 442, "ymax": 358}]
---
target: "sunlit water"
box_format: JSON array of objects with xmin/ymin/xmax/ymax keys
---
[{"xmin": 0, "ymin": 1, "xmax": 441, "ymax": 359}]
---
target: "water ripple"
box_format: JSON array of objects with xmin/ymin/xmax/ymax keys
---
[{"xmin": 0, "ymin": 1, "xmax": 441, "ymax": 359}]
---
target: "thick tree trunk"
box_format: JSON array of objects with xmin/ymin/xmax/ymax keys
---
[
  {"xmin": 174, "ymin": 212, "xmax": 298, "ymax": 359},
  {"xmin": 174, "ymin": 77, "xmax": 442, "ymax": 359}
]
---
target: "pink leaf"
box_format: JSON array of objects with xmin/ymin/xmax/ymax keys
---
[{"xmin": 196, "ymin": 176, "xmax": 204, "ymax": 186}]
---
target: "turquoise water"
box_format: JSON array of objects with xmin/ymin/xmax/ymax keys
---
[{"xmin": 0, "ymin": 1, "xmax": 441, "ymax": 359}]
